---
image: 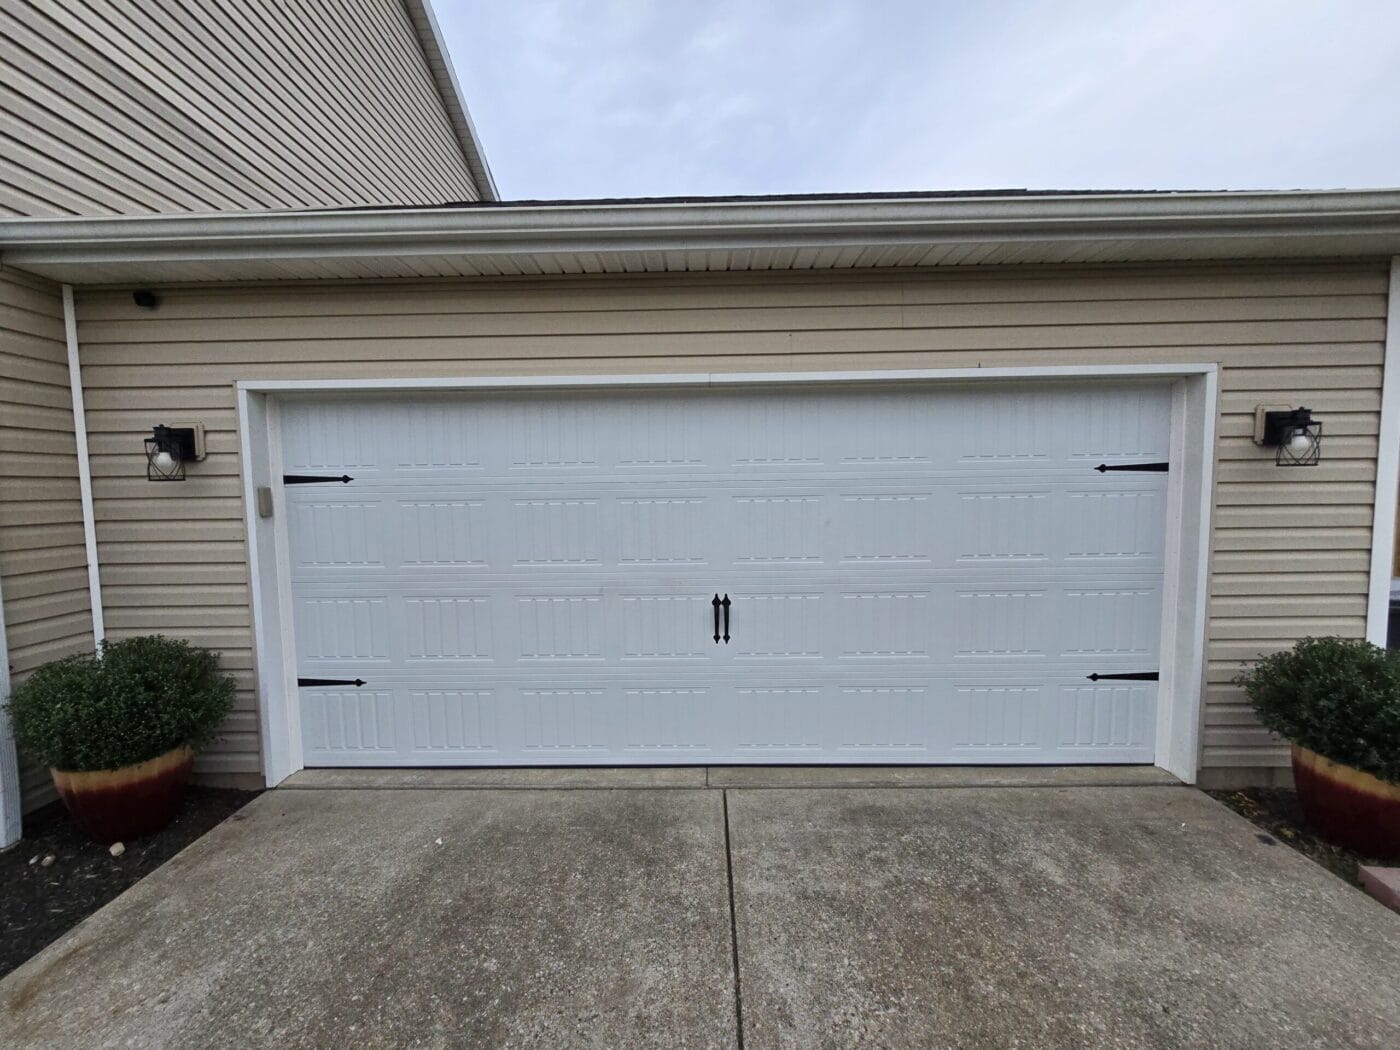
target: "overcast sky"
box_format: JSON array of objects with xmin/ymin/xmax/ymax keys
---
[{"xmin": 436, "ymin": 0, "xmax": 1400, "ymax": 201}]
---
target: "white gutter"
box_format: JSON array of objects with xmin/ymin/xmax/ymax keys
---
[
  {"xmin": 2, "ymin": 188, "xmax": 1399, "ymax": 286},
  {"xmin": 2, "ymin": 187, "xmax": 1400, "ymax": 253},
  {"xmin": 0, "ymin": 568, "xmax": 19, "ymax": 849},
  {"xmin": 1368, "ymin": 256, "xmax": 1400, "ymax": 646},
  {"xmin": 62, "ymin": 285, "xmax": 103, "ymax": 647}
]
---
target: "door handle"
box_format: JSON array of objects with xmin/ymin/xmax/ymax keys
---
[
  {"xmin": 712, "ymin": 594, "xmax": 721, "ymax": 644},
  {"xmin": 721, "ymin": 594, "xmax": 731, "ymax": 644}
]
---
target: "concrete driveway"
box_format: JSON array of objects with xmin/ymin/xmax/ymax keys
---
[{"xmin": 3, "ymin": 768, "xmax": 1399, "ymax": 1049}]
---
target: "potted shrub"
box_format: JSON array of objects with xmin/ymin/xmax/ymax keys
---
[
  {"xmin": 1234, "ymin": 636, "xmax": 1400, "ymax": 859},
  {"xmin": 6, "ymin": 635, "xmax": 235, "ymax": 844}
]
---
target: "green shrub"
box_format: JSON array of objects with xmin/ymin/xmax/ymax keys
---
[
  {"xmin": 1234, "ymin": 636, "xmax": 1400, "ymax": 784},
  {"xmin": 6, "ymin": 635, "xmax": 235, "ymax": 772}
]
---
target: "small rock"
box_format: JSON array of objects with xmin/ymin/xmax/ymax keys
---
[
  {"xmin": 109, "ymin": 842, "xmax": 125, "ymax": 857},
  {"xmin": 28, "ymin": 855, "xmax": 38, "ymax": 866},
  {"xmin": 434, "ymin": 837, "xmax": 443, "ymax": 846},
  {"xmin": 40, "ymin": 854, "xmax": 55, "ymax": 867}
]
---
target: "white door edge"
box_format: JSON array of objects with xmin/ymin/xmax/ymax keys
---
[{"xmin": 245, "ymin": 364, "xmax": 1218, "ymax": 786}]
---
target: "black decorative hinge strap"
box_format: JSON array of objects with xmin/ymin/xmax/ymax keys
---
[
  {"xmin": 1094, "ymin": 462, "xmax": 1169, "ymax": 473},
  {"xmin": 297, "ymin": 677, "xmax": 366, "ymax": 687},
  {"xmin": 283, "ymin": 474, "xmax": 353, "ymax": 484},
  {"xmin": 1086, "ymin": 671, "xmax": 1159, "ymax": 682}
]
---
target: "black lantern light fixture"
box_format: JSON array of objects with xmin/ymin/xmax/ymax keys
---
[
  {"xmin": 1254, "ymin": 404, "xmax": 1322, "ymax": 467},
  {"xmin": 145, "ymin": 423, "xmax": 205, "ymax": 481}
]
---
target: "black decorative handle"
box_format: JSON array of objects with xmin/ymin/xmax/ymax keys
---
[
  {"xmin": 712, "ymin": 594, "xmax": 721, "ymax": 643},
  {"xmin": 297, "ymin": 677, "xmax": 366, "ymax": 687},
  {"xmin": 721, "ymin": 594, "xmax": 731, "ymax": 643}
]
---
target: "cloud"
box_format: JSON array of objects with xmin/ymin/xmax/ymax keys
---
[{"xmin": 437, "ymin": 0, "xmax": 1400, "ymax": 199}]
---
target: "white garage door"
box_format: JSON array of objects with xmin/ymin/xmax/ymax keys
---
[{"xmin": 281, "ymin": 382, "xmax": 1170, "ymax": 767}]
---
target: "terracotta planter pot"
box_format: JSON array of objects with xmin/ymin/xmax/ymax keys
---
[
  {"xmin": 51, "ymin": 745, "xmax": 194, "ymax": 845},
  {"xmin": 1291, "ymin": 745, "xmax": 1400, "ymax": 860}
]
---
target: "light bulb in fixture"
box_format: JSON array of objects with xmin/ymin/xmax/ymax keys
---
[
  {"xmin": 1285, "ymin": 429, "xmax": 1314, "ymax": 455},
  {"xmin": 152, "ymin": 449, "xmax": 177, "ymax": 474}
]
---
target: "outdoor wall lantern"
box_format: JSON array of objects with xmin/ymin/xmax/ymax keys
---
[
  {"xmin": 145, "ymin": 423, "xmax": 205, "ymax": 481},
  {"xmin": 1254, "ymin": 404, "xmax": 1322, "ymax": 466}
]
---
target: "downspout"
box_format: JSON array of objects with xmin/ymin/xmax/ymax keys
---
[
  {"xmin": 62, "ymin": 284, "xmax": 104, "ymax": 646},
  {"xmin": 0, "ymin": 570, "xmax": 19, "ymax": 848},
  {"xmin": 1368, "ymin": 258, "xmax": 1400, "ymax": 645}
]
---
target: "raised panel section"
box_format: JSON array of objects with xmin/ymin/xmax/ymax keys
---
[
  {"xmin": 733, "ymin": 593, "xmax": 822, "ymax": 659},
  {"xmin": 955, "ymin": 590, "xmax": 1046, "ymax": 656},
  {"xmin": 399, "ymin": 501, "xmax": 486, "ymax": 566},
  {"xmin": 295, "ymin": 598, "xmax": 388, "ymax": 660},
  {"xmin": 736, "ymin": 687, "xmax": 822, "ymax": 750},
  {"xmin": 616, "ymin": 403, "xmax": 706, "ymax": 466},
  {"xmin": 292, "ymin": 502, "xmax": 381, "ymax": 567},
  {"xmin": 957, "ymin": 492, "xmax": 1048, "ymax": 561},
  {"xmin": 733, "ymin": 400, "xmax": 823, "ymax": 465},
  {"xmin": 953, "ymin": 685, "xmax": 1042, "ymax": 750},
  {"xmin": 405, "ymin": 597, "xmax": 493, "ymax": 661},
  {"xmin": 302, "ymin": 690, "xmax": 395, "ymax": 754},
  {"xmin": 733, "ymin": 496, "xmax": 823, "ymax": 564},
  {"xmin": 1058, "ymin": 684, "xmax": 1153, "ymax": 750},
  {"xmin": 396, "ymin": 404, "xmax": 481, "ymax": 469},
  {"xmin": 624, "ymin": 689, "xmax": 710, "ymax": 750},
  {"xmin": 839, "ymin": 494, "xmax": 932, "ymax": 562},
  {"xmin": 520, "ymin": 689, "xmax": 608, "ymax": 751},
  {"xmin": 511, "ymin": 402, "xmax": 596, "ymax": 468},
  {"xmin": 517, "ymin": 596, "xmax": 603, "ymax": 660},
  {"xmin": 620, "ymin": 595, "xmax": 710, "ymax": 659},
  {"xmin": 617, "ymin": 497, "xmax": 706, "ymax": 565},
  {"xmin": 956, "ymin": 390, "xmax": 1053, "ymax": 462},
  {"xmin": 1065, "ymin": 490, "xmax": 1165, "ymax": 561},
  {"xmin": 511, "ymin": 499, "xmax": 602, "ymax": 565},
  {"xmin": 283, "ymin": 404, "xmax": 378, "ymax": 472},
  {"xmin": 410, "ymin": 691, "xmax": 496, "ymax": 753},
  {"xmin": 1062, "ymin": 590, "xmax": 1158, "ymax": 655},
  {"xmin": 836, "ymin": 687, "xmax": 929, "ymax": 749},
  {"xmin": 840, "ymin": 591, "xmax": 932, "ymax": 658}
]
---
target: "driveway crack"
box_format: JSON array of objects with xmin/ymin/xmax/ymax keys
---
[{"xmin": 722, "ymin": 789, "xmax": 745, "ymax": 1050}]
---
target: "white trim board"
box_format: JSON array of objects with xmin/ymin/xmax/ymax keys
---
[
  {"xmin": 239, "ymin": 364, "xmax": 1217, "ymax": 786},
  {"xmin": 0, "ymin": 569, "xmax": 19, "ymax": 849},
  {"xmin": 1367, "ymin": 256, "xmax": 1400, "ymax": 646}
]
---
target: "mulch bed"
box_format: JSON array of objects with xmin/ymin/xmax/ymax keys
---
[
  {"xmin": 0, "ymin": 786, "xmax": 259, "ymax": 979},
  {"xmin": 1207, "ymin": 787, "xmax": 1389, "ymax": 893}
]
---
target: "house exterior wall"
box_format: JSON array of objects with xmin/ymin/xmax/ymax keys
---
[
  {"xmin": 0, "ymin": 0, "xmax": 479, "ymax": 216},
  {"xmin": 69, "ymin": 261, "xmax": 1391, "ymax": 785},
  {"xmin": 0, "ymin": 267, "xmax": 95, "ymax": 811}
]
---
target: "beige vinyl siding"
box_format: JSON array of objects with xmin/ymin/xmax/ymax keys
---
[
  {"xmin": 71, "ymin": 261, "xmax": 1390, "ymax": 783},
  {"xmin": 0, "ymin": 0, "xmax": 478, "ymax": 218},
  {"xmin": 1, "ymin": 267, "xmax": 95, "ymax": 812}
]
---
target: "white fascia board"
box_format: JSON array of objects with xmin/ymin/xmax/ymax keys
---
[
  {"xmin": 4, "ymin": 189, "xmax": 1400, "ymax": 276},
  {"xmin": 401, "ymin": 0, "xmax": 498, "ymax": 200}
]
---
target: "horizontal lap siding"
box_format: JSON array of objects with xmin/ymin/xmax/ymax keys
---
[
  {"xmin": 72, "ymin": 262, "xmax": 1391, "ymax": 782},
  {"xmin": 0, "ymin": 0, "xmax": 476, "ymax": 216},
  {"xmin": 1, "ymin": 268, "xmax": 95, "ymax": 812}
]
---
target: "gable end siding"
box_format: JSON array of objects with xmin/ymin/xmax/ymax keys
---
[{"xmin": 0, "ymin": 0, "xmax": 479, "ymax": 217}]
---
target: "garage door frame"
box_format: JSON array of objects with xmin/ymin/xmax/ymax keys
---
[{"xmin": 238, "ymin": 364, "xmax": 1218, "ymax": 786}]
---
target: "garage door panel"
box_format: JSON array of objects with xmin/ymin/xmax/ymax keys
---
[{"xmin": 283, "ymin": 382, "xmax": 1170, "ymax": 766}]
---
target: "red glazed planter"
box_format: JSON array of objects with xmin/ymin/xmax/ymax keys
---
[
  {"xmin": 51, "ymin": 745, "xmax": 194, "ymax": 845},
  {"xmin": 1291, "ymin": 745, "xmax": 1400, "ymax": 860}
]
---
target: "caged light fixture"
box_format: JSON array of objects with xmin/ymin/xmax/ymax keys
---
[
  {"xmin": 144, "ymin": 423, "xmax": 205, "ymax": 481},
  {"xmin": 1253, "ymin": 404, "xmax": 1322, "ymax": 467}
]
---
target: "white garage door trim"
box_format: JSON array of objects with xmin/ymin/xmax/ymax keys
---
[{"xmin": 238, "ymin": 364, "xmax": 1217, "ymax": 785}]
